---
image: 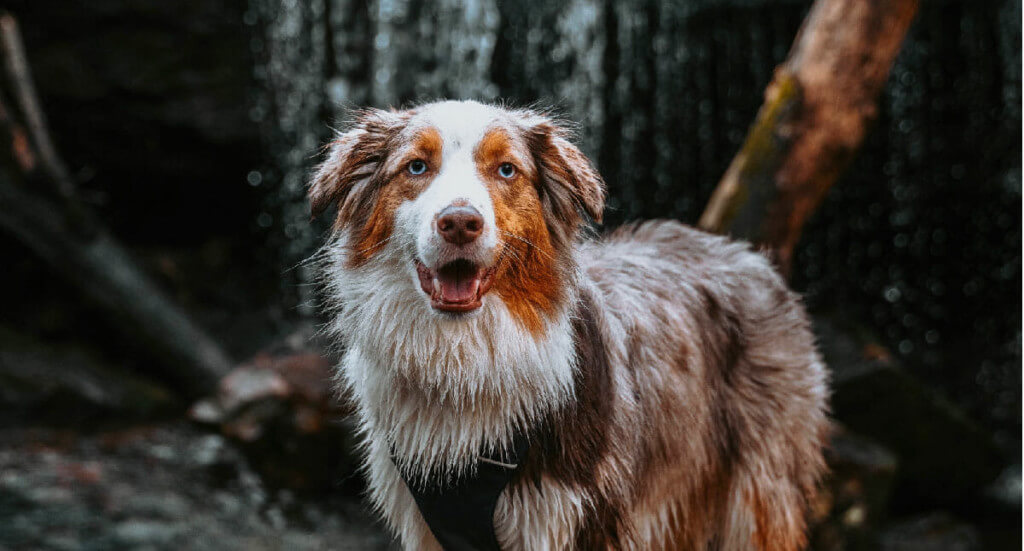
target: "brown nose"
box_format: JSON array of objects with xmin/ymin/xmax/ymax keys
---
[{"xmin": 436, "ymin": 205, "xmax": 484, "ymax": 245}]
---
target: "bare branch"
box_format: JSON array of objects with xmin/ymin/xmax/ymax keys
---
[{"xmin": 0, "ymin": 12, "xmax": 75, "ymax": 196}]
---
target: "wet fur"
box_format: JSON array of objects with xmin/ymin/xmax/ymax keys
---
[{"xmin": 312, "ymin": 101, "xmax": 828, "ymax": 550}]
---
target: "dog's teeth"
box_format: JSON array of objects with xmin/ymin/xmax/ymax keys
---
[{"xmin": 432, "ymin": 277, "xmax": 441, "ymax": 297}]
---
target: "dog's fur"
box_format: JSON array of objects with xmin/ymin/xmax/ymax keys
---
[{"xmin": 311, "ymin": 100, "xmax": 829, "ymax": 550}]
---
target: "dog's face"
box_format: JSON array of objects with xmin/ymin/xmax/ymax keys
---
[{"xmin": 310, "ymin": 101, "xmax": 605, "ymax": 331}]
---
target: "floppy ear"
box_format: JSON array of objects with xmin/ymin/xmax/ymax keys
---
[
  {"xmin": 308, "ymin": 108, "xmax": 405, "ymax": 224},
  {"xmin": 527, "ymin": 118, "xmax": 607, "ymax": 229}
]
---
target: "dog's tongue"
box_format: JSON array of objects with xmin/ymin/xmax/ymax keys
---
[{"xmin": 437, "ymin": 261, "xmax": 480, "ymax": 303}]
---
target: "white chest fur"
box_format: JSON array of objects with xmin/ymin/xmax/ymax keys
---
[{"xmin": 322, "ymin": 238, "xmax": 581, "ymax": 548}]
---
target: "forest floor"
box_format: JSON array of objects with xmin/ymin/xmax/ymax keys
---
[
  {"xmin": 0, "ymin": 419, "xmax": 1017, "ymax": 550},
  {"xmin": 0, "ymin": 422, "xmax": 396, "ymax": 551}
]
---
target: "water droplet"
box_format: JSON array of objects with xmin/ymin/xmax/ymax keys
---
[
  {"xmin": 884, "ymin": 286, "xmax": 902, "ymax": 303},
  {"xmin": 257, "ymin": 212, "xmax": 273, "ymax": 228}
]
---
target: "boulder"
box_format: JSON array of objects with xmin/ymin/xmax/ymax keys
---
[
  {"xmin": 0, "ymin": 422, "xmax": 393, "ymax": 550},
  {"xmin": 190, "ymin": 331, "xmax": 362, "ymax": 494},
  {"xmin": 810, "ymin": 424, "xmax": 899, "ymax": 551},
  {"xmin": 878, "ymin": 513, "xmax": 981, "ymax": 551},
  {"xmin": 815, "ymin": 315, "xmax": 1005, "ymax": 508}
]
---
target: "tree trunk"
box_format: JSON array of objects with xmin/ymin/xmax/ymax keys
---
[{"xmin": 698, "ymin": 0, "xmax": 920, "ymax": 276}]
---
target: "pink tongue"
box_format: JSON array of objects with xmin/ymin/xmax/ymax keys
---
[{"xmin": 439, "ymin": 274, "xmax": 479, "ymax": 303}]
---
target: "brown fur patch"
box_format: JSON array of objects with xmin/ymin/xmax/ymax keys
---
[
  {"xmin": 474, "ymin": 128, "xmax": 563, "ymax": 334},
  {"xmin": 347, "ymin": 128, "xmax": 441, "ymax": 267},
  {"xmin": 527, "ymin": 122, "xmax": 606, "ymax": 252},
  {"xmin": 309, "ymin": 109, "xmax": 407, "ymax": 223}
]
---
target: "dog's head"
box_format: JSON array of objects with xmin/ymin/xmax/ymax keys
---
[{"xmin": 310, "ymin": 100, "xmax": 605, "ymax": 331}]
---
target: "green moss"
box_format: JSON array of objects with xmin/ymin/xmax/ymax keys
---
[
  {"xmin": 739, "ymin": 70, "xmax": 801, "ymax": 177},
  {"xmin": 719, "ymin": 70, "xmax": 803, "ymax": 235}
]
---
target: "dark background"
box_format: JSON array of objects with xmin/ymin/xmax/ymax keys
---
[{"xmin": 0, "ymin": 0, "xmax": 1019, "ymax": 549}]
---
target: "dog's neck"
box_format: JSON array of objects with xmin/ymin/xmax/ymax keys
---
[{"xmin": 323, "ymin": 238, "xmax": 579, "ymax": 481}]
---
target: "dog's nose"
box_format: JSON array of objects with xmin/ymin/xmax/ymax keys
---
[{"xmin": 436, "ymin": 205, "xmax": 484, "ymax": 245}]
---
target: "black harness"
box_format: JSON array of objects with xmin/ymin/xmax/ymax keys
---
[{"xmin": 392, "ymin": 431, "xmax": 530, "ymax": 551}]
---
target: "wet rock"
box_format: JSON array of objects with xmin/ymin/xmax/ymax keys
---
[
  {"xmin": 0, "ymin": 327, "xmax": 177, "ymax": 424},
  {"xmin": 121, "ymin": 493, "xmax": 191, "ymax": 520},
  {"xmin": 815, "ymin": 315, "xmax": 1005, "ymax": 508},
  {"xmin": 878, "ymin": 513, "xmax": 981, "ymax": 551},
  {"xmin": 810, "ymin": 424, "xmax": 899, "ymax": 551},
  {"xmin": 189, "ymin": 335, "xmax": 361, "ymax": 494},
  {"xmin": 0, "ymin": 423, "xmax": 394, "ymax": 551},
  {"xmin": 114, "ymin": 519, "xmax": 185, "ymax": 546},
  {"xmin": 985, "ymin": 464, "xmax": 1023, "ymax": 509}
]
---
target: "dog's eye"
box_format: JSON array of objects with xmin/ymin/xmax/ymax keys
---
[
  {"xmin": 498, "ymin": 163, "xmax": 516, "ymax": 179},
  {"xmin": 408, "ymin": 159, "xmax": 428, "ymax": 175}
]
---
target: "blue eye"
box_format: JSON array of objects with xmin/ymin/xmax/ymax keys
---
[
  {"xmin": 498, "ymin": 163, "xmax": 516, "ymax": 179},
  {"xmin": 408, "ymin": 159, "xmax": 427, "ymax": 175}
]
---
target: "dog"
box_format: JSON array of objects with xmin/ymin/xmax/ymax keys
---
[{"xmin": 310, "ymin": 100, "xmax": 828, "ymax": 550}]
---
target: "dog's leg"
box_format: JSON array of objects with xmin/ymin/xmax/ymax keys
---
[{"xmin": 720, "ymin": 473, "xmax": 807, "ymax": 551}]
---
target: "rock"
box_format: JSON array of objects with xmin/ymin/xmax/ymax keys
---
[
  {"xmin": 121, "ymin": 493, "xmax": 192, "ymax": 520},
  {"xmin": 878, "ymin": 513, "xmax": 981, "ymax": 551},
  {"xmin": 984, "ymin": 464, "xmax": 1022, "ymax": 509},
  {"xmin": 814, "ymin": 315, "xmax": 1005, "ymax": 508},
  {"xmin": 189, "ymin": 335, "xmax": 362, "ymax": 494},
  {"xmin": 0, "ymin": 423, "xmax": 394, "ymax": 550},
  {"xmin": 0, "ymin": 327, "xmax": 177, "ymax": 424},
  {"xmin": 810, "ymin": 424, "xmax": 899, "ymax": 551},
  {"xmin": 188, "ymin": 434, "xmax": 229, "ymax": 467},
  {"xmin": 114, "ymin": 519, "xmax": 184, "ymax": 546},
  {"xmin": 217, "ymin": 362, "xmax": 291, "ymax": 415}
]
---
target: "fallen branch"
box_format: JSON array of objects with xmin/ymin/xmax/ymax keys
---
[
  {"xmin": 699, "ymin": 0, "xmax": 920, "ymax": 277},
  {"xmin": 0, "ymin": 12, "xmax": 231, "ymax": 396},
  {"xmin": 0, "ymin": 13, "xmax": 74, "ymax": 196}
]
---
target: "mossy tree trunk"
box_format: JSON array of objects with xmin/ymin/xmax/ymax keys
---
[{"xmin": 699, "ymin": 0, "xmax": 920, "ymax": 277}]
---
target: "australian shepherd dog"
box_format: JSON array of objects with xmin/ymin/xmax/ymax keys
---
[{"xmin": 310, "ymin": 100, "xmax": 828, "ymax": 550}]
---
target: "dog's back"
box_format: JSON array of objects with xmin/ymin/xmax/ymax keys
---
[{"xmin": 567, "ymin": 220, "xmax": 828, "ymax": 550}]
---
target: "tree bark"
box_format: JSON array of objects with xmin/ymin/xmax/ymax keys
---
[{"xmin": 698, "ymin": 0, "xmax": 920, "ymax": 277}]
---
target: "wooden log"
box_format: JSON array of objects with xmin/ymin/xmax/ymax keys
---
[
  {"xmin": 0, "ymin": 13, "xmax": 232, "ymax": 397},
  {"xmin": 0, "ymin": 168, "xmax": 232, "ymax": 396},
  {"xmin": 698, "ymin": 0, "xmax": 920, "ymax": 276}
]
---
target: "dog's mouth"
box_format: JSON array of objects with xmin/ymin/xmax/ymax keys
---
[{"xmin": 415, "ymin": 258, "xmax": 497, "ymax": 313}]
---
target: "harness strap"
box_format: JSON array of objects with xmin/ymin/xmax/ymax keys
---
[{"xmin": 394, "ymin": 431, "xmax": 530, "ymax": 551}]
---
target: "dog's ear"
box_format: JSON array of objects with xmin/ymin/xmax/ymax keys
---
[
  {"xmin": 309, "ymin": 108, "xmax": 405, "ymax": 224},
  {"xmin": 526, "ymin": 116, "xmax": 607, "ymax": 230}
]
